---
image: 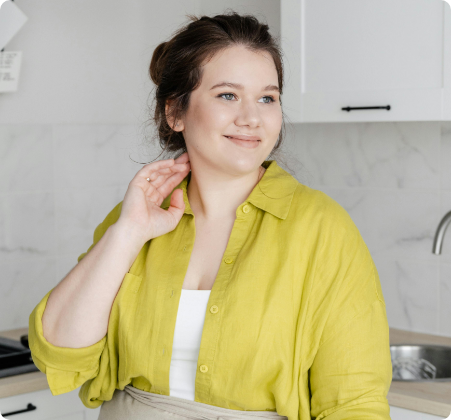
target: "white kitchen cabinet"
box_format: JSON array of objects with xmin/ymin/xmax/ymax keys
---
[
  {"xmin": 47, "ymin": 413, "xmax": 84, "ymax": 420},
  {"xmin": 281, "ymin": 0, "xmax": 451, "ymax": 123},
  {"xmin": 390, "ymin": 405, "xmax": 446, "ymax": 419},
  {"xmin": 0, "ymin": 387, "xmax": 100, "ymax": 420}
]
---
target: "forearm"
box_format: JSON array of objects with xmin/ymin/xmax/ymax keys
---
[{"xmin": 41, "ymin": 223, "xmax": 146, "ymax": 348}]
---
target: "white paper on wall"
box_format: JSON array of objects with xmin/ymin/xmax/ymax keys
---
[
  {"xmin": 0, "ymin": 50, "xmax": 21, "ymax": 92},
  {"xmin": 0, "ymin": 1, "xmax": 28, "ymax": 51}
]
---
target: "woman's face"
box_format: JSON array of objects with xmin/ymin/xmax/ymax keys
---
[{"xmin": 175, "ymin": 45, "xmax": 282, "ymax": 177}]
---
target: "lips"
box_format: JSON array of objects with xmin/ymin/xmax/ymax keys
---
[
  {"xmin": 224, "ymin": 135, "xmax": 261, "ymax": 141},
  {"xmin": 225, "ymin": 135, "xmax": 261, "ymax": 149}
]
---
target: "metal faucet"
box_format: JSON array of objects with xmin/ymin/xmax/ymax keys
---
[{"xmin": 432, "ymin": 210, "xmax": 451, "ymax": 254}]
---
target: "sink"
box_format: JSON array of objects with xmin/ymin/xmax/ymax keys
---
[
  {"xmin": 0, "ymin": 335, "xmax": 39, "ymax": 378},
  {"xmin": 391, "ymin": 344, "xmax": 451, "ymax": 382}
]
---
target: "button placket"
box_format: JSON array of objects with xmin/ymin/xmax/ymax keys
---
[{"xmin": 195, "ymin": 205, "xmax": 255, "ymax": 395}]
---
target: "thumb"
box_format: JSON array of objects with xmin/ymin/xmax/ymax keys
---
[{"xmin": 166, "ymin": 188, "xmax": 186, "ymax": 221}]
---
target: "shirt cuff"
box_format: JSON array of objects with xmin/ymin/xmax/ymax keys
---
[{"xmin": 28, "ymin": 288, "xmax": 107, "ymax": 394}]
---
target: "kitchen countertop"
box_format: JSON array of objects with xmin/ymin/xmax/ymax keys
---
[{"xmin": 0, "ymin": 327, "xmax": 450, "ymax": 417}]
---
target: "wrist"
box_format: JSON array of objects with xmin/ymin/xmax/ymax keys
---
[{"xmin": 109, "ymin": 222, "xmax": 148, "ymax": 247}]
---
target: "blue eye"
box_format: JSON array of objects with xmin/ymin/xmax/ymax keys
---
[{"xmin": 217, "ymin": 93, "xmax": 276, "ymax": 104}]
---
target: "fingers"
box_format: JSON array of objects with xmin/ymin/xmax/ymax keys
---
[
  {"xmin": 149, "ymin": 164, "xmax": 191, "ymax": 204},
  {"xmin": 136, "ymin": 152, "xmax": 189, "ymax": 179},
  {"xmin": 133, "ymin": 155, "xmax": 187, "ymax": 184},
  {"xmin": 174, "ymin": 152, "xmax": 190, "ymax": 164},
  {"xmin": 145, "ymin": 164, "xmax": 186, "ymax": 182},
  {"xmin": 135, "ymin": 158, "xmax": 175, "ymax": 179},
  {"xmin": 131, "ymin": 153, "xmax": 190, "ymax": 205}
]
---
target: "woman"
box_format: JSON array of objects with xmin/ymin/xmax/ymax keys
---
[{"xmin": 29, "ymin": 11, "xmax": 392, "ymax": 420}]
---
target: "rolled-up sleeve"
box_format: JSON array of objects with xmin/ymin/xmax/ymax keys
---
[
  {"xmin": 28, "ymin": 200, "xmax": 123, "ymax": 397},
  {"xmin": 28, "ymin": 288, "xmax": 107, "ymax": 396},
  {"xmin": 307, "ymin": 216, "xmax": 393, "ymax": 419}
]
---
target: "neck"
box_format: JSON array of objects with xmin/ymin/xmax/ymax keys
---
[{"xmin": 186, "ymin": 165, "xmax": 266, "ymax": 222}]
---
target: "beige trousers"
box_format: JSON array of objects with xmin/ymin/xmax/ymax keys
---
[{"xmin": 97, "ymin": 385, "xmax": 288, "ymax": 420}]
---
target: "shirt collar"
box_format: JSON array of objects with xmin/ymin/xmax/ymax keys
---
[{"xmin": 160, "ymin": 160, "xmax": 298, "ymax": 220}]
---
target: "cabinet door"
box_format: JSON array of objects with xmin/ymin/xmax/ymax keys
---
[
  {"xmin": 389, "ymin": 405, "xmax": 445, "ymax": 420},
  {"xmin": 0, "ymin": 387, "xmax": 86, "ymax": 420},
  {"xmin": 281, "ymin": 0, "xmax": 445, "ymax": 122},
  {"xmin": 48, "ymin": 412, "xmax": 85, "ymax": 420}
]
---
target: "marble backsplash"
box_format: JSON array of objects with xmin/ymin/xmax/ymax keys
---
[{"xmin": 0, "ymin": 121, "xmax": 450, "ymax": 337}]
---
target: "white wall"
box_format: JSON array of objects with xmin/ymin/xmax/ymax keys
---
[{"xmin": 0, "ymin": 0, "xmax": 202, "ymax": 123}]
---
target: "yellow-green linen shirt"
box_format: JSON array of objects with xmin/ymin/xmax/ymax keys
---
[{"xmin": 28, "ymin": 159, "xmax": 392, "ymax": 420}]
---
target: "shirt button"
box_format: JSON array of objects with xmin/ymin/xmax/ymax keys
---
[
  {"xmin": 199, "ymin": 365, "xmax": 208, "ymax": 373},
  {"xmin": 224, "ymin": 257, "xmax": 233, "ymax": 264},
  {"xmin": 242, "ymin": 204, "xmax": 251, "ymax": 214},
  {"xmin": 210, "ymin": 305, "xmax": 219, "ymax": 314}
]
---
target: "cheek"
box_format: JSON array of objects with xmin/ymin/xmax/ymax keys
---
[
  {"xmin": 204, "ymin": 106, "xmax": 236, "ymax": 137},
  {"xmin": 264, "ymin": 108, "xmax": 283, "ymax": 133},
  {"xmin": 193, "ymin": 100, "xmax": 230, "ymax": 128},
  {"xmin": 207, "ymin": 100, "xmax": 235, "ymax": 120}
]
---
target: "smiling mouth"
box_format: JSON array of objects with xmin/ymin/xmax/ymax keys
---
[{"xmin": 224, "ymin": 136, "xmax": 260, "ymax": 141}]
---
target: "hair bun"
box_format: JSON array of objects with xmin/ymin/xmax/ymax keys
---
[{"xmin": 149, "ymin": 41, "xmax": 170, "ymax": 86}]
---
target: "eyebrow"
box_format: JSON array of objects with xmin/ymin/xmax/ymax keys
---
[{"xmin": 210, "ymin": 81, "xmax": 280, "ymax": 93}]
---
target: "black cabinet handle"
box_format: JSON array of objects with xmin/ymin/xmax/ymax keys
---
[
  {"xmin": 2, "ymin": 403, "xmax": 37, "ymax": 416},
  {"xmin": 20, "ymin": 334, "xmax": 29, "ymax": 349},
  {"xmin": 342, "ymin": 105, "xmax": 391, "ymax": 111}
]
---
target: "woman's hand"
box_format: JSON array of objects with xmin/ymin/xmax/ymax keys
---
[{"xmin": 116, "ymin": 152, "xmax": 191, "ymax": 242}]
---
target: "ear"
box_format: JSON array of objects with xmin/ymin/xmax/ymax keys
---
[{"xmin": 165, "ymin": 99, "xmax": 183, "ymax": 131}]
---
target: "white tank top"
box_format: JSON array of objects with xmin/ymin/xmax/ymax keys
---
[{"xmin": 169, "ymin": 289, "xmax": 212, "ymax": 400}]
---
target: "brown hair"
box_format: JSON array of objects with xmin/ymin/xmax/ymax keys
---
[{"xmin": 138, "ymin": 9, "xmax": 301, "ymax": 175}]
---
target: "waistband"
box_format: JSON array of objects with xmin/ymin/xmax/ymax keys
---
[{"xmin": 124, "ymin": 385, "xmax": 288, "ymax": 420}]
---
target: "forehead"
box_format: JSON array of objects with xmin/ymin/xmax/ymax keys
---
[{"xmin": 200, "ymin": 46, "xmax": 278, "ymax": 88}]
